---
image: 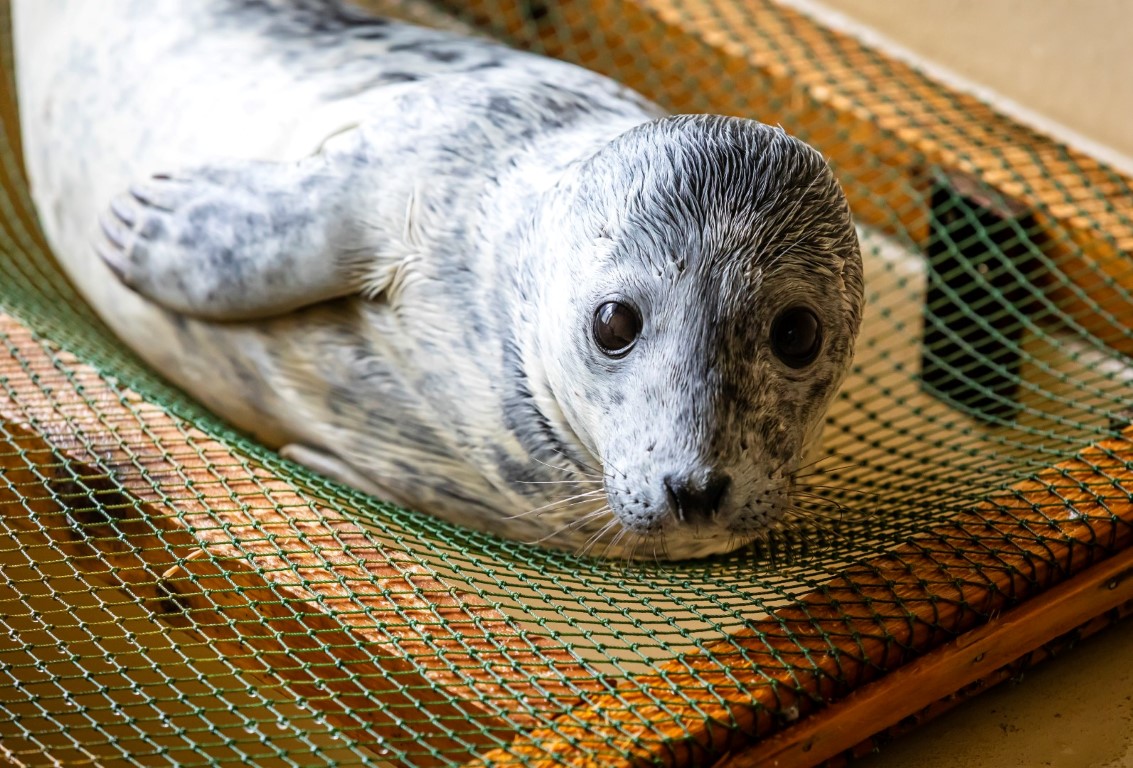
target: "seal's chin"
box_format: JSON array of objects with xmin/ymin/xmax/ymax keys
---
[
  {"xmin": 598, "ymin": 499, "xmax": 754, "ymax": 560},
  {"xmin": 668, "ymin": 532, "xmax": 754, "ymax": 561},
  {"xmin": 602, "ymin": 519, "xmax": 749, "ymax": 561}
]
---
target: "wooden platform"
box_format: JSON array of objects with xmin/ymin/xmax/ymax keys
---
[{"xmin": 1, "ymin": 1, "xmax": 1132, "ymax": 766}]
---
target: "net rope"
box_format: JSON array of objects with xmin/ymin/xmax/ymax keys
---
[{"xmin": 0, "ymin": 1, "xmax": 1131, "ymax": 765}]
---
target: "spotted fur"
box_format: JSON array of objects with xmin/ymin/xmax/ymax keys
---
[{"xmin": 14, "ymin": 0, "xmax": 863, "ymax": 559}]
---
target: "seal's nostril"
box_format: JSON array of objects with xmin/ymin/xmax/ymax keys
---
[
  {"xmin": 702, "ymin": 472, "xmax": 731, "ymax": 512},
  {"xmin": 663, "ymin": 475, "xmax": 681, "ymax": 517},
  {"xmin": 663, "ymin": 471, "xmax": 731, "ymax": 524}
]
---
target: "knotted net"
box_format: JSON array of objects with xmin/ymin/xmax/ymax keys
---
[{"xmin": 0, "ymin": 1, "xmax": 1130, "ymax": 766}]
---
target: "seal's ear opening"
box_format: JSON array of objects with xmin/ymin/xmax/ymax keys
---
[{"xmin": 920, "ymin": 169, "xmax": 1042, "ymax": 422}]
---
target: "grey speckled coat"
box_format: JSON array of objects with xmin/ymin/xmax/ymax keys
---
[{"xmin": 14, "ymin": 0, "xmax": 864, "ymax": 560}]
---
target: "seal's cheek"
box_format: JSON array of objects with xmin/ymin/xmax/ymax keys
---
[{"xmin": 723, "ymin": 479, "xmax": 794, "ymax": 535}]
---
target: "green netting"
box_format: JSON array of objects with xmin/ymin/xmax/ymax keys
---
[{"xmin": 1, "ymin": 0, "xmax": 1132, "ymax": 766}]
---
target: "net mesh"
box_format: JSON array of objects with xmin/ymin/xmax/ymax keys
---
[{"xmin": 0, "ymin": 0, "xmax": 1131, "ymax": 765}]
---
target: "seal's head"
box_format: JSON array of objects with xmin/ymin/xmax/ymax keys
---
[{"xmin": 522, "ymin": 114, "xmax": 863, "ymax": 559}]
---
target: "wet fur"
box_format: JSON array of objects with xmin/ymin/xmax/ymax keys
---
[{"xmin": 14, "ymin": 0, "xmax": 863, "ymax": 559}]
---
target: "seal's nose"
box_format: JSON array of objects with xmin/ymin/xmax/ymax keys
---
[{"xmin": 663, "ymin": 471, "xmax": 731, "ymax": 524}]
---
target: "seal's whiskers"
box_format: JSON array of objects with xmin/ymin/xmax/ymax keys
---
[
  {"xmin": 531, "ymin": 505, "xmax": 614, "ymax": 547},
  {"xmin": 791, "ymin": 491, "xmax": 849, "ymax": 512},
  {"xmin": 792, "ymin": 465, "xmax": 860, "ymax": 481},
  {"xmin": 515, "ymin": 479, "xmax": 604, "ymax": 485},
  {"xmin": 602, "ymin": 527, "xmax": 633, "ymax": 560},
  {"xmin": 576, "ymin": 515, "xmax": 622, "ymax": 558},
  {"xmin": 780, "ymin": 505, "xmax": 852, "ymax": 543},
  {"xmin": 530, "ymin": 451, "xmax": 603, "ymax": 481},
  {"xmin": 504, "ymin": 489, "xmax": 607, "ymax": 521}
]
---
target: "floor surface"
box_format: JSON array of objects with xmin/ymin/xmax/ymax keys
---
[{"xmin": 856, "ymin": 617, "xmax": 1133, "ymax": 767}]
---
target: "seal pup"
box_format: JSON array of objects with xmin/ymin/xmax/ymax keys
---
[{"xmin": 13, "ymin": 0, "xmax": 864, "ymax": 560}]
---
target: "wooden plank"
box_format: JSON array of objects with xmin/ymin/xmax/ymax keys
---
[
  {"xmin": 444, "ymin": 0, "xmax": 1133, "ymax": 353},
  {"xmin": 833, "ymin": 599, "xmax": 1133, "ymax": 766},
  {"xmin": 473, "ymin": 426, "xmax": 1133, "ymax": 766},
  {"xmin": 716, "ymin": 546, "xmax": 1133, "ymax": 767},
  {"xmin": 0, "ymin": 313, "xmax": 601, "ymax": 765}
]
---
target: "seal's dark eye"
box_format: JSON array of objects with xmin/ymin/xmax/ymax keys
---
[
  {"xmin": 772, "ymin": 306, "xmax": 822, "ymax": 368},
  {"xmin": 593, "ymin": 301, "xmax": 641, "ymax": 357}
]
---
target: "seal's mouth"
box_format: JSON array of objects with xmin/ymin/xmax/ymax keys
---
[
  {"xmin": 596, "ymin": 458, "xmax": 798, "ymax": 558},
  {"xmin": 594, "ymin": 514, "xmax": 748, "ymax": 560}
]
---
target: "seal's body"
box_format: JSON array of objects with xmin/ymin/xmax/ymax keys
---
[{"xmin": 14, "ymin": 0, "xmax": 864, "ymax": 559}]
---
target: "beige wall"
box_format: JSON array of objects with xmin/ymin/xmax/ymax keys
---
[{"xmin": 804, "ymin": 0, "xmax": 1133, "ymax": 162}]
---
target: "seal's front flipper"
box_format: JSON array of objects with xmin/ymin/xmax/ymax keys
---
[{"xmin": 96, "ymin": 155, "xmax": 370, "ymax": 321}]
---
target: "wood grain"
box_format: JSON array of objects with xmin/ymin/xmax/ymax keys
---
[
  {"xmin": 832, "ymin": 598, "xmax": 1133, "ymax": 766},
  {"xmin": 717, "ymin": 547, "xmax": 1133, "ymax": 767}
]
